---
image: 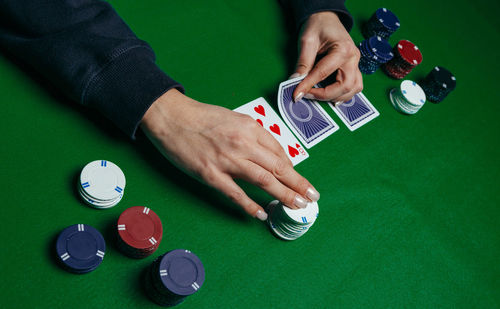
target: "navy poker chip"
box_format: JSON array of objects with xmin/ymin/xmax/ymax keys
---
[
  {"xmin": 362, "ymin": 8, "xmax": 400, "ymax": 39},
  {"xmin": 145, "ymin": 249, "xmax": 205, "ymax": 306},
  {"xmin": 158, "ymin": 249, "xmax": 205, "ymax": 296},
  {"xmin": 358, "ymin": 36, "xmax": 393, "ymax": 74},
  {"xmin": 55, "ymin": 224, "xmax": 106, "ymax": 274}
]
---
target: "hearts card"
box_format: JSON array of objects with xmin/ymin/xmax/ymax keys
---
[{"xmin": 234, "ymin": 97, "xmax": 309, "ymax": 166}]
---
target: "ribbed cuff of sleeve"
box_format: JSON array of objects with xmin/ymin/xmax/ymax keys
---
[
  {"xmin": 290, "ymin": 0, "xmax": 353, "ymax": 32},
  {"xmin": 82, "ymin": 46, "xmax": 184, "ymax": 139}
]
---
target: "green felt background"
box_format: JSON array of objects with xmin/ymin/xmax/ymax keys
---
[{"xmin": 1, "ymin": 0, "xmax": 499, "ymax": 308}]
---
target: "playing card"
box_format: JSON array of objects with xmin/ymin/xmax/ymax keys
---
[
  {"xmin": 329, "ymin": 92, "xmax": 379, "ymax": 131},
  {"xmin": 278, "ymin": 76, "xmax": 339, "ymax": 148},
  {"xmin": 234, "ymin": 97, "xmax": 309, "ymax": 166}
]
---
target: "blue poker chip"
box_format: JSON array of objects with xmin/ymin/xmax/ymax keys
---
[
  {"xmin": 56, "ymin": 224, "xmax": 106, "ymax": 273},
  {"xmin": 358, "ymin": 36, "xmax": 393, "ymax": 74},
  {"xmin": 375, "ymin": 8, "xmax": 400, "ymax": 31},
  {"xmin": 368, "ymin": 36, "xmax": 393, "ymax": 62},
  {"xmin": 157, "ymin": 249, "xmax": 205, "ymax": 296},
  {"xmin": 363, "ymin": 8, "xmax": 400, "ymax": 39}
]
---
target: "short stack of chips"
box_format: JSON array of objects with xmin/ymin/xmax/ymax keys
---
[
  {"xmin": 389, "ymin": 80, "xmax": 427, "ymax": 115},
  {"xmin": 419, "ymin": 66, "xmax": 456, "ymax": 103},
  {"xmin": 56, "ymin": 224, "xmax": 106, "ymax": 274},
  {"xmin": 383, "ymin": 40, "xmax": 423, "ymax": 79},
  {"xmin": 267, "ymin": 200, "xmax": 319, "ymax": 240},
  {"xmin": 117, "ymin": 206, "xmax": 163, "ymax": 258},
  {"xmin": 145, "ymin": 249, "xmax": 205, "ymax": 307},
  {"xmin": 362, "ymin": 7, "xmax": 400, "ymax": 39},
  {"xmin": 78, "ymin": 160, "xmax": 126, "ymax": 209},
  {"xmin": 358, "ymin": 36, "xmax": 394, "ymax": 74}
]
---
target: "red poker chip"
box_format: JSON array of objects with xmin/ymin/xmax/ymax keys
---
[
  {"xmin": 117, "ymin": 206, "xmax": 163, "ymax": 250},
  {"xmin": 397, "ymin": 40, "xmax": 423, "ymax": 66}
]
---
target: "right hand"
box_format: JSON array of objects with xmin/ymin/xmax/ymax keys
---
[{"xmin": 140, "ymin": 89, "xmax": 320, "ymax": 221}]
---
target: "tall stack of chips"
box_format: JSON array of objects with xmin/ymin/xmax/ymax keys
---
[
  {"xmin": 389, "ymin": 80, "xmax": 427, "ymax": 115},
  {"xmin": 144, "ymin": 249, "xmax": 205, "ymax": 307},
  {"xmin": 78, "ymin": 160, "xmax": 126, "ymax": 209},
  {"xmin": 358, "ymin": 36, "xmax": 394, "ymax": 74},
  {"xmin": 382, "ymin": 40, "xmax": 423, "ymax": 79},
  {"xmin": 362, "ymin": 8, "xmax": 400, "ymax": 39},
  {"xmin": 267, "ymin": 200, "xmax": 319, "ymax": 240},
  {"xmin": 56, "ymin": 224, "xmax": 106, "ymax": 274},
  {"xmin": 419, "ymin": 66, "xmax": 456, "ymax": 103},
  {"xmin": 117, "ymin": 206, "xmax": 163, "ymax": 258}
]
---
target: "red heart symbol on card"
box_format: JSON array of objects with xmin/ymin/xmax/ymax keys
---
[
  {"xmin": 256, "ymin": 119, "xmax": 263, "ymax": 126},
  {"xmin": 254, "ymin": 105, "xmax": 265, "ymax": 116},
  {"xmin": 288, "ymin": 145, "xmax": 299, "ymax": 157},
  {"xmin": 269, "ymin": 124, "xmax": 280, "ymax": 136},
  {"xmin": 296, "ymin": 143, "xmax": 300, "ymax": 148}
]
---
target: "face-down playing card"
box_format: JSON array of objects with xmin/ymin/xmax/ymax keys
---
[
  {"xmin": 233, "ymin": 97, "xmax": 309, "ymax": 166},
  {"xmin": 329, "ymin": 92, "xmax": 379, "ymax": 131},
  {"xmin": 278, "ymin": 76, "xmax": 339, "ymax": 148}
]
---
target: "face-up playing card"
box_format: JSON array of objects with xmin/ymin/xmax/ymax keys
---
[
  {"xmin": 234, "ymin": 97, "xmax": 309, "ymax": 166},
  {"xmin": 329, "ymin": 92, "xmax": 379, "ymax": 131},
  {"xmin": 278, "ymin": 76, "xmax": 339, "ymax": 148}
]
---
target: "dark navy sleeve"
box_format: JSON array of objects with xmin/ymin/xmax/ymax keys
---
[
  {"xmin": 0, "ymin": 0, "xmax": 184, "ymax": 138},
  {"xmin": 281, "ymin": 0, "xmax": 353, "ymax": 32}
]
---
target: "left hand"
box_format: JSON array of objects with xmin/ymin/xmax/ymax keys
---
[{"xmin": 291, "ymin": 11, "xmax": 363, "ymax": 103}]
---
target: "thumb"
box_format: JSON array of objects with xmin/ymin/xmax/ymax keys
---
[{"xmin": 293, "ymin": 39, "xmax": 319, "ymax": 101}]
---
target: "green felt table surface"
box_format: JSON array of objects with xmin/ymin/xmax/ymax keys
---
[{"xmin": 1, "ymin": 0, "xmax": 499, "ymax": 308}]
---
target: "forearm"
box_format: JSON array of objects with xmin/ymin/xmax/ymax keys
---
[{"xmin": 0, "ymin": 0, "xmax": 183, "ymax": 138}]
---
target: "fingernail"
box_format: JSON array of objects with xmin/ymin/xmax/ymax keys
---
[
  {"xmin": 288, "ymin": 72, "xmax": 301, "ymax": 79},
  {"xmin": 334, "ymin": 101, "xmax": 343, "ymax": 106},
  {"xmin": 303, "ymin": 93, "xmax": 316, "ymax": 100},
  {"xmin": 255, "ymin": 210, "xmax": 268, "ymax": 221},
  {"xmin": 294, "ymin": 92, "xmax": 304, "ymax": 102},
  {"xmin": 306, "ymin": 187, "xmax": 320, "ymax": 201},
  {"xmin": 294, "ymin": 195, "xmax": 308, "ymax": 208}
]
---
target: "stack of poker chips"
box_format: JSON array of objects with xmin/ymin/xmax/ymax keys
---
[
  {"xmin": 144, "ymin": 249, "xmax": 205, "ymax": 307},
  {"xmin": 358, "ymin": 36, "xmax": 394, "ymax": 74},
  {"xmin": 419, "ymin": 66, "xmax": 456, "ymax": 103},
  {"xmin": 55, "ymin": 224, "xmax": 106, "ymax": 274},
  {"xmin": 78, "ymin": 160, "xmax": 126, "ymax": 209},
  {"xmin": 382, "ymin": 40, "xmax": 423, "ymax": 79},
  {"xmin": 117, "ymin": 206, "xmax": 163, "ymax": 258},
  {"xmin": 389, "ymin": 80, "xmax": 427, "ymax": 115},
  {"xmin": 267, "ymin": 200, "xmax": 319, "ymax": 240},
  {"xmin": 362, "ymin": 8, "xmax": 400, "ymax": 39}
]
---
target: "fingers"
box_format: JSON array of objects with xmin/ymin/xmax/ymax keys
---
[
  {"xmin": 235, "ymin": 144, "xmax": 319, "ymax": 207},
  {"xmin": 304, "ymin": 60, "xmax": 363, "ymax": 102},
  {"xmin": 257, "ymin": 129, "xmax": 293, "ymax": 166},
  {"xmin": 335, "ymin": 68, "xmax": 363, "ymax": 102},
  {"xmin": 293, "ymin": 52, "xmax": 344, "ymax": 102},
  {"xmin": 202, "ymin": 168, "xmax": 268, "ymax": 221},
  {"xmin": 294, "ymin": 37, "xmax": 319, "ymax": 76},
  {"xmin": 234, "ymin": 159, "xmax": 312, "ymax": 210},
  {"xmin": 292, "ymin": 37, "xmax": 319, "ymax": 100}
]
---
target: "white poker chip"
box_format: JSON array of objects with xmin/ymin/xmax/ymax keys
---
[
  {"xmin": 282, "ymin": 201, "xmax": 319, "ymax": 225},
  {"xmin": 266, "ymin": 200, "xmax": 319, "ymax": 241},
  {"xmin": 389, "ymin": 81, "xmax": 426, "ymax": 115},
  {"xmin": 78, "ymin": 185, "xmax": 122, "ymax": 209},
  {"xmin": 79, "ymin": 160, "xmax": 126, "ymax": 208},
  {"xmin": 400, "ymin": 80, "xmax": 426, "ymax": 106}
]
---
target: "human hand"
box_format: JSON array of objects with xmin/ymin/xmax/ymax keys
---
[
  {"xmin": 291, "ymin": 11, "xmax": 363, "ymax": 103},
  {"xmin": 140, "ymin": 89, "xmax": 320, "ymax": 221}
]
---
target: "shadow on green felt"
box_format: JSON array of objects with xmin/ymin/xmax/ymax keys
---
[
  {"xmin": 0, "ymin": 49, "xmax": 253, "ymax": 223},
  {"xmin": 47, "ymin": 230, "xmax": 66, "ymax": 272}
]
